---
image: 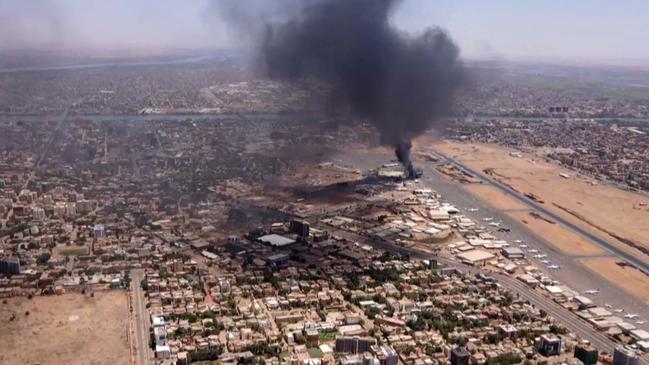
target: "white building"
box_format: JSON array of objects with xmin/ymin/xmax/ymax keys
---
[
  {"xmin": 93, "ymin": 224, "xmax": 106, "ymax": 238},
  {"xmin": 155, "ymin": 345, "xmax": 171, "ymax": 359},
  {"xmin": 31, "ymin": 207, "xmax": 46, "ymax": 220},
  {"xmin": 154, "ymin": 326, "xmax": 167, "ymax": 346}
]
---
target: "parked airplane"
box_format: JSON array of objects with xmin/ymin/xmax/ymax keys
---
[
  {"xmin": 548, "ymin": 265, "xmax": 560, "ymax": 270},
  {"xmin": 614, "ymin": 309, "xmax": 624, "ymax": 313},
  {"xmin": 467, "ymin": 208, "xmax": 479, "ymax": 212},
  {"xmin": 584, "ymin": 289, "xmax": 600, "ymax": 295},
  {"xmin": 624, "ymin": 314, "xmax": 639, "ymax": 319},
  {"xmin": 637, "ymin": 320, "xmax": 646, "ymax": 325}
]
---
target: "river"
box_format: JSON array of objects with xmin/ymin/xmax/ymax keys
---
[{"xmin": 0, "ymin": 112, "xmax": 647, "ymax": 125}]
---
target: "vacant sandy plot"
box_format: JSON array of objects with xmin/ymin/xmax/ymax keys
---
[
  {"xmin": 508, "ymin": 211, "xmax": 604, "ymax": 256},
  {"xmin": 432, "ymin": 141, "xmax": 649, "ymax": 263},
  {"xmin": 0, "ymin": 291, "xmax": 130, "ymax": 365},
  {"xmin": 464, "ymin": 184, "xmax": 529, "ymax": 211},
  {"xmin": 53, "ymin": 244, "xmax": 89, "ymax": 258},
  {"xmin": 581, "ymin": 258, "xmax": 649, "ymax": 304}
]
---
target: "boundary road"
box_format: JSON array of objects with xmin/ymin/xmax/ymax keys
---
[{"xmin": 131, "ymin": 269, "xmax": 152, "ymax": 365}]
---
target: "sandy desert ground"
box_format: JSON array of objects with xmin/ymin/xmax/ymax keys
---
[
  {"xmin": 0, "ymin": 291, "xmax": 130, "ymax": 365},
  {"xmin": 507, "ymin": 210, "xmax": 605, "ymax": 256},
  {"xmin": 581, "ymin": 258, "xmax": 649, "ymax": 305},
  {"xmin": 463, "ymin": 185, "xmax": 605, "ymax": 255},
  {"xmin": 464, "ymin": 184, "xmax": 529, "ymax": 211}
]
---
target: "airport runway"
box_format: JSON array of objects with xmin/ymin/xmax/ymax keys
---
[
  {"xmin": 436, "ymin": 150, "xmax": 649, "ymax": 275},
  {"xmin": 423, "ymin": 151, "xmax": 649, "ymax": 328}
]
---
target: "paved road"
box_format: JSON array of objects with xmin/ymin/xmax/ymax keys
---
[
  {"xmin": 435, "ymin": 150, "xmax": 649, "ymax": 276},
  {"xmin": 493, "ymin": 272, "xmax": 618, "ymax": 355},
  {"xmin": 131, "ymin": 269, "xmax": 153, "ymax": 365}
]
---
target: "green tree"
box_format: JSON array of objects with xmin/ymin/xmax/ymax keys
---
[{"xmin": 36, "ymin": 253, "xmax": 51, "ymax": 265}]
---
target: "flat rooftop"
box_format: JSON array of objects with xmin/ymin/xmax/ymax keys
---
[
  {"xmin": 457, "ymin": 249, "xmax": 494, "ymax": 263},
  {"xmin": 258, "ymin": 234, "xmax": 296, "ymax": 247}
]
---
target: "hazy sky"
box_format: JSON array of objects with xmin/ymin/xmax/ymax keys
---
[{"xmin": 1, "ymin": 0, "xmax": 648, "ymax": 65}]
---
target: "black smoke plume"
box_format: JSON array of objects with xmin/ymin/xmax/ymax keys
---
[
  {"xmin": 395, "ymin": 140, "xmax": 416, "ymax": 179},
  {"xmin": 214, "ymin": 0, "xmax": 463, "ymax": 178}
]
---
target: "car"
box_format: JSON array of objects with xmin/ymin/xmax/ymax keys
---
[{"xmin": 584, "ymin": 289, "xmax": 600, "ymax": 295}]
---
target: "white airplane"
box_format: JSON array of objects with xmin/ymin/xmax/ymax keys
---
[
  {"xmin": 513, "ymin": 240, "xmax": 523, "ymax": 244},
  {"xmin": 488, "ymin": 222, "xmax": 501, "ymax": 227},
  {"xmin": 624, "ymin": 314, "xmax": 640, "ymax": 319},
  {"xmin": 637, "ymin": 320, "xmax": 646, "ymax": 325},
  {"xmin": 528, "ymin": 249, "xmax": 539, "ymax": 253},
  {"xmin": 533, "ymin": 254, "xmax": 544, "ymax": 258},
  {"xmin": 467, "ymin": 208, "xmax": 479, "ymax": 212},
  {"xmin": 520, "ymin": 244, "xmax": 528, "ymax": 248},
  {"xmin": 548, "ymin": 265, "xmax": 561, "ymax": 270},
  {"xmin": 541, "ymin": 260, "xmax": 550, "ymax": 264},
  {"xmin": 483, "ymin": 217, "xmax": 493, "ymax": 222},
  {"xmin": 584, "ymin": 289, "xmax": 600, "ymax": 295},
  {"xmin": 614, "ymin": 309, "xmax": 624, "ymax": 313}
]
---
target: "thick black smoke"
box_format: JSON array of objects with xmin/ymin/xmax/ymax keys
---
[
  {"xmin": 395, "ymin": 140, "xmax": 415, "ymax": 178},
  {"xmin": 213, "ymin": 0, "xmax": 463, "ymax": 178}
]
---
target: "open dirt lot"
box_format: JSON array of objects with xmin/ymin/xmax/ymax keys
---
[
  {"xmin": 581, "ymin": 258, "xmax": 649, "ymax": 305},
  {"xmin": 432, "ymin": 141, "xmax": 649, "ymax": 263},
  {"xmin": 508, "ymin": 210, "xmax": 604, "ymax": 256},
  {"xmin": 464, "ymin": 184, "xmax": 529, "ymax": 211},
  {"xmin": 0, "ymin": 291, "xmax": 130, "ymax": 365}
]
